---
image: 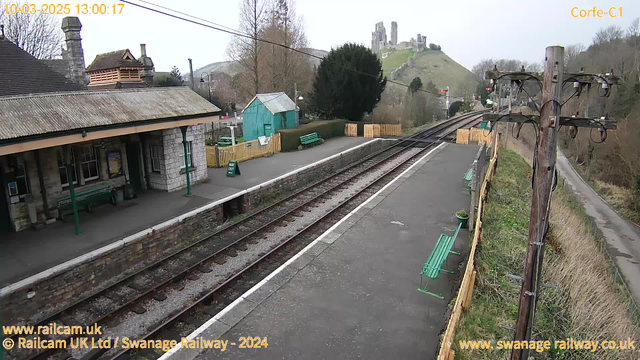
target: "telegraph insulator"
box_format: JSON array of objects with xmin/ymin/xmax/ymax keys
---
[{"xmin": 569, "ymin": 126, "xmax": 578, "ymax": 139}]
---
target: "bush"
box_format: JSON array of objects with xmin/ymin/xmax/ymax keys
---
[
  {"xmin": 449, "ymin": 101, "xmax": 463, "ymax": 116},
  {"xmin": 278, "ymin": 120, "xmax": 346, "ymax": 151}
]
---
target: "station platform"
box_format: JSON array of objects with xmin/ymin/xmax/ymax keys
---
[
  {"xmin": 166, "ymin": 143, "xmax": 479, "ymax": 360},
  {"xmin": 0, "ymin": 137, "xmax": 371, "ymax": 287}
]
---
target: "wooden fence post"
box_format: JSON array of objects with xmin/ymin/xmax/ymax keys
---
[
  {"xmin": 214, "ymin": 144, "xmax": 220, "ymax": 168},
  {"xmin": 463, "ymin": 270, "xmax": 477, "ymax": 310}
]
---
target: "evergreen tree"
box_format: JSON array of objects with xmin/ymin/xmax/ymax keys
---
[
  {"xmin": 170, "ymin": 66, "xmax": 182, "ymax": 81},
  {"xmin": 408, "ymin": 77, "xmax": 423, "ymax": 94},
  {"xmin": 311, "ymin": 43, "xmax": 386, "ymax": 121}
]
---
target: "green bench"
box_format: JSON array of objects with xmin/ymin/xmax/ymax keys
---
[
  {"xmin": 298, "ymin": 132, "xmax": 323, "ymax": 150},
  {"xmin": 463, "ymin": 167, "xmax": 473, "ymax": 192},
  {"xmin": 56, "ymin": 184, "xmax": 116, "ymax": 220},
  {"xmin": 463, "ymin": 167, "xmax": 473, "ymax": 183},
  {"xmin": 217, "ymin": 137, "xmax": 233, "ymax": 147},
  {"xmin": 418, "ymin": 223, "xmax": 463, "ymax": 299}
]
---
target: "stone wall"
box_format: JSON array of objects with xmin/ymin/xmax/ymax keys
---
[
  {"xmin": 1, "ymin": 202, "xmax": 224, "ymax": 325},
  {"xmin": 162, "ymin": 125, "xmax": 207, "ymax": 192},
  {"xmin": 141, "ymin": 124, "xmax": 207, "ymax": 192}
]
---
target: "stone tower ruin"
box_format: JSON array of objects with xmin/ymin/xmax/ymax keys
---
[
  {"xmin": 371, "ymin": 21, "xmax": 387, "ymax": 55},
  {"xmin": 391, "ymin": 21, "xmax": 398, "ymax": 46}
]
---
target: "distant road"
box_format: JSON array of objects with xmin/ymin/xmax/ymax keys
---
[{"xmin": 556, "ymin": 150, "xmax": 640, "ymax": 305}]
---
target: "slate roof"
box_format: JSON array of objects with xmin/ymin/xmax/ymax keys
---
[
  {"xmin": 0, "ymin": 87, "xmax": 221, "ymax": 142},
  {"xmin": 244, "ymin": 92, "xmax": 297, "ymax": 114},
  {"xmin": 86, "ymin": 49, "xmax": 143, "ymax": 72},
  {"xmin": 0, "ymin": 38, "xmax": 85, "ymax": 97},
  {"xmin": 40, "ymin": 59, "xmax": 71, "ymax": 77}
]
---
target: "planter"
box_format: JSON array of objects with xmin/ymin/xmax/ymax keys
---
[{"xmin": 456, "ymin": 213, "xmax": 469, "ymax": 228}]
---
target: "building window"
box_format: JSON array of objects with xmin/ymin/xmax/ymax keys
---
[
  {"xmin": 179, "ymin": 141, "xmax": 193, "ymax": 169},
  {"xmin": 16, "ymin": 163, "xmax": 29, "ymax": 196},
  {"xmin": 150, "ymin": 145, "xmax": 162, "ymax": 172},
  {"xmin": 57, "ymin": 149, "xmax": 77, "ymax": 187},
  {"xmin": 79, "ymin": 145, "xmax": 99, "ymax": 181}
]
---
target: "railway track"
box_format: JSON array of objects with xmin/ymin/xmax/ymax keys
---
[{"xmin": 3, "ymin": 111, "xmax": 484, "ymax": 360}]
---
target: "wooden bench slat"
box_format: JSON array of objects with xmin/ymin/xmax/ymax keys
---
[
  {"xmin": 299, "ymin": 132, "xmax": 322, "ymax": 146},
  {"xmin": 420, "ymin": 223, "xmax": 463, "ymax": 286},
  {"xmin": 55, "ymin": 184, "xmax": 115, "ymax": 220}
]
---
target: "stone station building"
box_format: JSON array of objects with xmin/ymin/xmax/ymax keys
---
[{"xmin": 0, "ymin": 88, "xmax": 220, "ymax": 233}]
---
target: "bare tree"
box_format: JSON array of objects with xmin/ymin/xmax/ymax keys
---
[
  {"xmin": 471, "ymin": 58, "xmax": 494, "ymax": 80},
  {"xmin": 593, "ymin": 25, "xmax": 624, "ymax": 45},
  {"xmin": 564, "ymin": 43, "xmax": 585, "ymax": 69},
  {"xmin": 627, "ymin": 18, "xmax": 639, "ymax": 38},
  {"xmin": 526, "ymin": 62, "xmax": 543, "ymax": 73},
  {"xmin": 226, "ymin": 0, "xmax": 268, "ymax": 99},
  {"xmin": 0, "ymin": 0, "xmax": 63, "ymax": 59},
  {"xmin": 260, "ymin": 0, "xmax": 312, "ymax": 97}
]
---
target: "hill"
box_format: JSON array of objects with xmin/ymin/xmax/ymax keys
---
[
  {"xmin": 382, "ymin": 49, "xmax": 479, "ymax": 98},
  {"xmin": 191, "ymin": 48, "xmax": 329, "ymax": 79}
]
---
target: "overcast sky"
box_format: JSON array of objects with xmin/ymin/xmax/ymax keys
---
[{"xmin": 23, "ymin": 0, "xmax": 640, "ymax": 73}]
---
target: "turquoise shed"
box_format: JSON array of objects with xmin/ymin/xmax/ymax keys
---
[{"xmin": 241, "ymin": 92, "xmax": 298, "ymax": 141}]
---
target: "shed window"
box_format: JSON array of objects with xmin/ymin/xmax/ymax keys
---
[
  {"xmin": 179, "ymin": 142, "xmax": 193, "ymax": 169},
  {"xmin": 79, "ymin": 145, "xmax": 99, "ymax": 181},
  {"xmin": 57, "ymin": 149, "xmax": 77, "ymax": 187},
  {"xmin": 150, "ymin": 145, "xmax": 162, "ymax": 172}
]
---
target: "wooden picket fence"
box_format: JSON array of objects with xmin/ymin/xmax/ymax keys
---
[
  {"xmin": 379, "ymin": 124, "xmax": 402, "ymax": 136},
  {"xmin": 345, "ymin": 123, "xmax": 358, "ymax": 137},
  {"xmin": 470, "ymin": 128, "xmax": 492, "ymax": 145},
  {"xmin": 364, "ymin": 124, "xmax": 380, "ymax": 138},
  {"xmin": 206, "ymin": 133, "xmax": 281, "ymax": 167},
  {"xmin": 437, "ymin": 132, "xmax": 500, "ymax": 360},
  {"xmin": 363, "ymin": 124, "xmax": 401, "ymax": 138},
  {"xmin": 456, "ymin": 129, "xmax": 470, "ymax": 144}
]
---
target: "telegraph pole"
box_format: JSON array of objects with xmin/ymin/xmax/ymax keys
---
[
  {"xmin": 510, "ymin": 46, "xmax": 564, "ymax": 360},
  {"xmin": 483, "ymin": 47, "xmax": 618, "ymax": 360}
]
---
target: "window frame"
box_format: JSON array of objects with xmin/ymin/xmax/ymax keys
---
[
  {"xmin": 57, "ymin": 148, "xmax": 78, "ymax": 187},
  {"xmin": 179, "ymin": 141, "xmax": 193, "ymax": 170},
  {"xmin": 150, "ymin": 145, "xmax": 162, "ymax": 173},
  {"xmin": 78, "ymin": 144, "xmax": 100, "ymax": 182}
]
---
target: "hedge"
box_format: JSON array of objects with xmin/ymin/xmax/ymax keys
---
[{"xmin": 278, "ymin": 120, "xmax": 346, "ymax": 151}]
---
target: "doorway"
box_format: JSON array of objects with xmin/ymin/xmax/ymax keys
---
[
  {"xmin": 0, "ymin": 172, "xmax": 13, "ymax": 232},
  {"xmin": 126, "ymin": 143, "xmax": 143, "ymax": 192}
]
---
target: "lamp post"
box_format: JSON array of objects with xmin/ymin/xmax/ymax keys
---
[
  {"xmin": 200, "ymin": 72, "xmax": 211, "ymax": 103},
  {"xmin": 294, "ymin": 83, "xmax": 303, "ymax": 125}
]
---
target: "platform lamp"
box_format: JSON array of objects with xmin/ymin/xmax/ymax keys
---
[
  {"xmin": 294, "ymin": 83, "xmax": 303, "ymax": 125},
  {"xmin": 200, "ymin": 72, "xmax": 211, "ymax": 103}
]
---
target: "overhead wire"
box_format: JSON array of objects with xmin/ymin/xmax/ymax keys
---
[{"xmin": 119, "ymin": 0, "xmax": 445, "ymax": 96}]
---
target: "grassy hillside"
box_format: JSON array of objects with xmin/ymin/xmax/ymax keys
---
[
  {"xmin": 381, "ymin": 48, "xmax": 415, "ymax": 73},
  {"xmin": 381, "ymin": 49, "xmax": 478, "ymax": 98}
]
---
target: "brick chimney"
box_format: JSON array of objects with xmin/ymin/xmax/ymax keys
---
[
  {"xmin": 61, "ymin": 17, "xmax": 86, "ymax": 85},
  {"xmin": 138, "ymin": 43, "xmax": 155, "ymax": 87}
]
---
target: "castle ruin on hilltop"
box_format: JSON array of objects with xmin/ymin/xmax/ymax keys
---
[{"xmin": 371, "ymin": 21, "xmax": 427, "ymax": 56}]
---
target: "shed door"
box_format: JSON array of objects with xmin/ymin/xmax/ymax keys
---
[{"xmin": 263, "ymin": 124, "xmax": 273, "ymax": 137}]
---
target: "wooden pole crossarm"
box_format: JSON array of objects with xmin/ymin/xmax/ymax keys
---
[
  {"xmin": 482, "ymin": 113, "xmax": 617, "ymax": 129},
  {"xmin": 485, "ymin": 71, "xmax": 620, "ymax": 86}
]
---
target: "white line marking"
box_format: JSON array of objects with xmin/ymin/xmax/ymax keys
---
[
  {"xmin": 1, "ymin": 139, "xmax": 383, "ymax": 296},
  {"xmin": 157, "ymin": 141, "xmax": 447, "ymax": 360}
]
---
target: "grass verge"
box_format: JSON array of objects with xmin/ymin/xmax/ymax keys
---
[{"xmin": 452, "ymin": 149, "xmax": 639, "ymax": 360}]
